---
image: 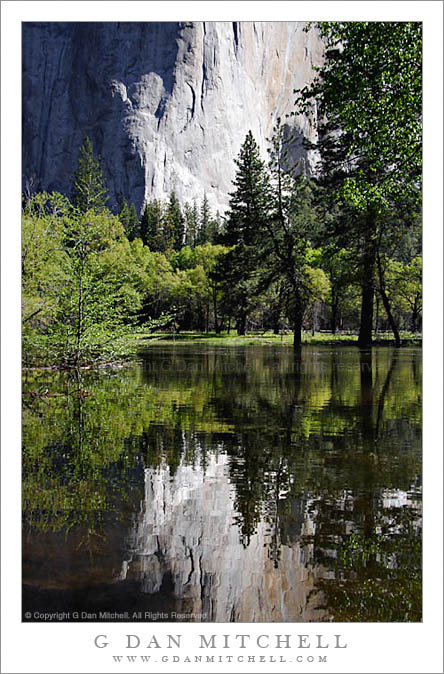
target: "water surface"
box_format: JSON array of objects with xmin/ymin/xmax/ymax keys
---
[{"xmin": 22, "ymin": 345, "xmax": 422, "ymax": 622}]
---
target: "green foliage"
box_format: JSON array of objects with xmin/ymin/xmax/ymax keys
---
[
  {"xmin": 22, "ymin": 346, "xmax": 422, "ymax": 623},
  {"xmin": 71, "ymin": 136, "xmax": 109, "ymax": 213},
  {"xmin": 23, "ymin": 60, "xmax": 423, "ymax": 366},
  {"xmin": 216, "ymin": 131, "xmax": 272, "ymax": 333},
  {"xmin": 297, "ymin": 21, "xmax": 422, "ymax": 209},
  {"xmin": 318, "ymin": 514, "xmax": 422, "ymax": 622},
  {"xmin": 184, "ymin": 200, "xmax": 199, "ymax": 247},
  {"xmin": 167, "ymin": 191, "xmax": 185, "ymax": 251},
  {"xmin": 260, "ymin": 119, "xmax": 330, "ymax": 343},
  {"xmin": 22, "ymin": 194, "xmax": 145, "ymax": 367},
  {"xmin": 119, "ymin": 196, "xmax": 140, "ymax": 240},
  {"xmin": 295, "ymin": 22, "xmax": 422, "ymax": 346},
  {"xmin": 140, "ymin": 199, "xmax": 165, "ymax": 250}
]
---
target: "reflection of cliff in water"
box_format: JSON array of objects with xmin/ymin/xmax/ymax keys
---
[
  {"xmin": 22, "ymin": 345, "xmax": 422, "ymax": 621},
  {"xmin": 122, "ymin": 448, "xmax": 327, "ymax": 622}
]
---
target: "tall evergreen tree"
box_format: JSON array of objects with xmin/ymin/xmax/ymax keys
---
[
  {"xmin": 140, "ymin": 199, "xmax": 164, "ymax": 251},
  {"xmin": 128, "ymin": 202, "xmax": 140, "ymax": 240},
  {"xmin": 216, "ymin": 131, "xmax": 271, "ymax": 335},
  {"xmin": 119, "ymin": 197, "xmax": 140, "ymax": 241},
  {"xmin": 197, "ymin": 194, "xmax": 211, "ymax": 245},
  {"xmin": 259, "ymin": 119, "xmax": 325, "ymax": 347},
  {"xmin": 184, "ymin": 201, "xmax": 198, "ymax": 247},
  {"xmin": 71, "ymin": 136, "xmax": 109, "ymax": 213},
  {"xmin": 166, "ymin": 191, "xmax": 184, "ymax": 251}
]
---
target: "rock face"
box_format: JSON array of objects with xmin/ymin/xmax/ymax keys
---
[{"xmin": 22, "ymin": 21, "xmax": 323, "ymax": 215}]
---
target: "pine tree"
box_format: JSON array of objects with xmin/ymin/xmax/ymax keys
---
[
  {"xmin": 166, "ymin": 191, "xmax": 184, "ymax": 251},
  {"xmin": 119, "ymin": 197, "xmax": 140, "ymax": 240},
  {"xmin": 127, "ymin": 202, "xmax": 140, "ymax": 240},
  {"xmin": 209, "ymin": 211, "xmax": 223, "ymax": 243},
  {"xmin": 197, "ymin": 194, "xmax": 211, "ymax": 245},
  {"xmin": 140, "ymin": 199, "xmax": 164, "ymax": 250},
  {"xmin": 71, "ymin": 136, "xmax": 109, "ymax": 213},
  {"xmin": 262, "ymin": 118, "xmax": 327, "ymax": 347},
  {"xmin": 223, "ymin": 131, "xmax": 271, "ymax": 248},
  {"xmin": 216, "ymin": 131, "xmax": 271, "ymax": 334},
  {"xmin": 184, "ymin": 201, "xmax": 198, "ymax": 247}
]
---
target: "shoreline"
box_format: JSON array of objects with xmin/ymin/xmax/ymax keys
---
[{"xmin": 22, "ymin": 332, "xmax": 422, "ymax": 370}]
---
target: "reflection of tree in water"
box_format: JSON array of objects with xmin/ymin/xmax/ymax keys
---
[
  {"xmin": 305, "ymin": 349, "xmax": 421, "ymax": 621},
  {"xmin": 22, "ymin": 368, "xmax": 146, "ymax": 539},
  {"xmin": 195, "ymin": 346, "xmax": 422, "ymax": 620},
  {"xmin": 22, "ymin": 346, "xmax": 421, "ymax": 620}
]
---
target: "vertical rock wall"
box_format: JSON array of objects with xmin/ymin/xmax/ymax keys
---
[{"xmin": 22, "ymin": 21, "xmax": 323, "ymax": 214}]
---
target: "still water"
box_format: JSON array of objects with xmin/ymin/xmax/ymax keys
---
[{"xmin": 22, "ymin": 345, "xmax": 422, "ymax": 622}]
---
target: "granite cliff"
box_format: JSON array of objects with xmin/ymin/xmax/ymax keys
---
[{"xmin": 22, "ymin": 21, "xmax": 323, "ymax": 215}]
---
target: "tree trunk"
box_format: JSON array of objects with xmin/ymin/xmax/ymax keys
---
[
  {"xmin": 331, "ymin": 293, "xmax": 339, "ymax": 335},
  {"xmin": 212, "ymin": 286, "xmax": 219, "ymax": 334},
  {"xmin": 358, "ymin": 225, "xmax": 377, "ymax": 348},
  {"xmin": 75, "ymin": 272, "xmax": 83, "ymax": 367},
  {"xmin": 411, "ymin": 295, "xmax": 420, "ymax": 333},
  {"xmin": 273, "ymin": 284, "xmax": 284, "ymax": 335},
  {"xmin": 374, "ymin": 294, "xmax": 379, "ymax": 336},
  {"xmin": 237, "ymin": 311, "xmax": 247, "ymax": 336},
  {"xmin": 293, "ymin": 321, "xmax": 302, "ymax": 347},
  {"xmin": 377, "ymin": 254, "xmax": 401, "ymax": 347},
  {"xmin": 293, "ymin": 287, "xmax": 303, "ymax": 349}
]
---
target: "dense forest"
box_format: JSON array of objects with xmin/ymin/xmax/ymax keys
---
[{"xmin": 22, "ymin": 22, "xmax": 422, "ymax": 367}]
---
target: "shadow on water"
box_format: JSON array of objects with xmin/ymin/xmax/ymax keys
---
[{"xmin": 22, "ymin": 345, "xmax": 422, "ymax": 622}]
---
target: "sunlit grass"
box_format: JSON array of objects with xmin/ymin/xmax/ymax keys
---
[{"xmin": 131, "ymin": 329, "xmax": 421, "ymax": 348}]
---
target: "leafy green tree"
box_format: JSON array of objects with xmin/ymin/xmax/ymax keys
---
[
  {"xmin": 22, "ymin": 195, "xmax": 139, "ymax": 367},
  {"xmin": 54, "ymin": 210, "xmax": 134, "ymax": 366},
  {"xmin": 22, "ymin": 193, "xmax": 73, "ymax": 355},
  {"xmin": 296, "ymin": 22, "xmax": 422, "ymax": 346},
  {"xmin": 71, "ymin": 136, "xmax": 109, "ymax": 213},
  {"xmin": 396, "ymin": 256, "xmax": 422, "ymax": 332},
  {"xmin": 194, "ymin": 243, "xmax": 229, "ymax": 332},
  {"xmin": 321, "ymin": 245, "xmax": 358, "ymax": 333},
  {"xmin": 173, "ymin": 244, "xmax": 195, "ymax": 271},
  {"xmin": 303, "ymin": 253, "xmax": 331, "ymax": 334},
  {"xmin": 376, "ymin": 255, "xmax": 422, "ymax": 336}
]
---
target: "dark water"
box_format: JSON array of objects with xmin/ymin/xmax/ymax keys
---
[{"xmin": 22, "ymin": 345, "xmax": 422, "ymax": 622}]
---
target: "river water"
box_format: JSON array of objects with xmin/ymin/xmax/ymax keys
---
[{"xmin": 22, "ymin": 344, "xmax": 422, "ymax": 622}]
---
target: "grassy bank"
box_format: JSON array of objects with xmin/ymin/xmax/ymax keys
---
[
  {"xmin": 131, "ymin": 330, "xmax": 422, "ymax": 348},
  {"xmin": 23, "ymin": 330, "xmax": 422, "ymax": 369}
]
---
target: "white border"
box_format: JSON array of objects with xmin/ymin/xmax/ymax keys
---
[{"xmin": 2, "ymin": 2, "xmax": 443, "ymax": 673}]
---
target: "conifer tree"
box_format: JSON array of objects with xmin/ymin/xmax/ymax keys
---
[
  {"xmin": 119, "ymin": 197, "xmax": 140, "ymax": 240},
  {"xmin": 71, "ymin": 136, "xmax": 109, "ymax": 213},
  {"xmin": 184, "ymin": 201, "xmax": 198, "ymax": 247},
  {"xmin": 197, "ymin": 194, "xmax": 211, "ymax": 245},
  {"xmin": 166, "ymin": 191, "xmax": 184, "ymax": 251},
  {"xmin": 127, "ymin": 202, "xmax": 140, "ymax": 240},
  {"xmin": 140, "ymin": 199, "xmax": 164, "ymax": 250},
  {"xmin": 216, "ymin": 131, "xmax": 271, "ymax": 334}
]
